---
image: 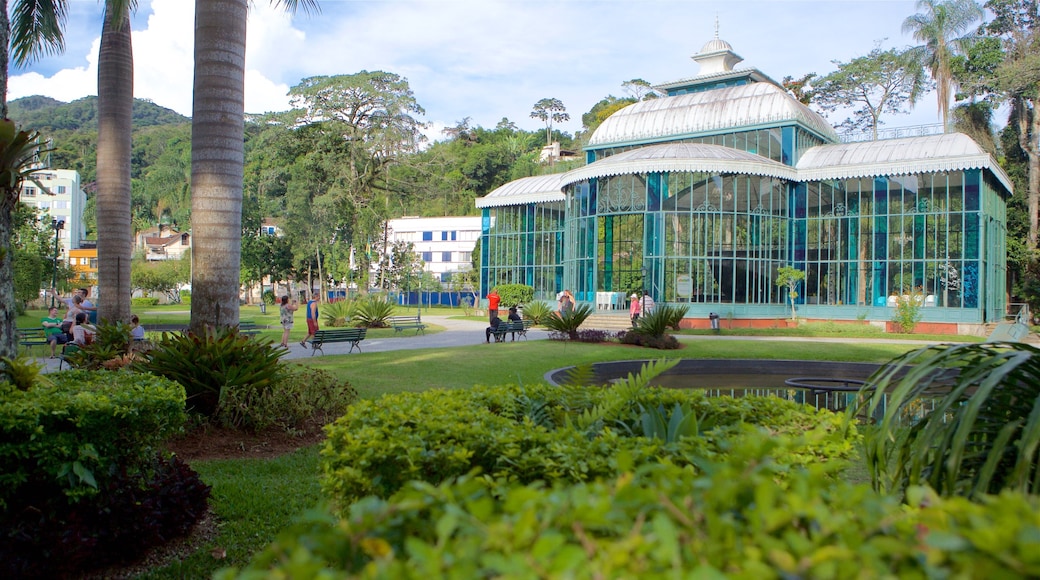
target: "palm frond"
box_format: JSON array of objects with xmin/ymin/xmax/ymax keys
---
[{"xmin": 854, "ymin": 342, "xmax": 1040, "ymax": 498}]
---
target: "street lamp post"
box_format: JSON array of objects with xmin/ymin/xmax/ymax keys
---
[{"xmin": 50, "ymin": 218, "xmax": 65, "ymax": 308}]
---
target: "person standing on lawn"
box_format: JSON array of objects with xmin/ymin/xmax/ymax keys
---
[
  {"xmin": 300, "ymin": 292, "xmax": 319, "ymax": 347},
  {"xmin": 279, "ymin": 295, "xmax": 299, "ymax": 348},
  {"xmin": 487, "ymin": 287, "xmax": 501, "ymax": 322},
  {"xmin": 629, "ymin": 293, "xmax": 641, "ymax": 326}
]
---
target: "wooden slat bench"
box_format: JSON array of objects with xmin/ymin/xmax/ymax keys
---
[
  {"xmin": 492, "ymin": 320, "xmax": 531, "ymax": 342},
  {"xmin": 238, "ymin": 320, "xmax": 262, "ymax": 335},
  {"xmin": 308, "ymin": 327, "xmax": 367, "ymax": 356},
  {"xmin": 389, "ymin": 315, "xmax": 426, "ymax": 335},
  {"xmin": 19, "ymin": 328, "xmax": 50, "ymax": 355}
]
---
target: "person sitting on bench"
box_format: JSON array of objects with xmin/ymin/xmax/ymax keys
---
[
  {"xmin": 505, "ymin": 306, "xmax": 522, "ymax": 341},
  {"xmin": 485, "ymin": 314, "xmax": 502, "ymax": 343}
]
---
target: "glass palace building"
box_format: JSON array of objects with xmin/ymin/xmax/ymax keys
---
[{"xmin": 476, "ymin": 36, "xmax": 1013, "ymax": 331}]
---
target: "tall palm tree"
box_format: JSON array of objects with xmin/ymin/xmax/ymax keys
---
[
  {"xmin": 0, "ymin": 0, "xmax": 67, "ymax": 359},
  {"xmin": 189, "ymin": 0, "xmax": 317, "ymax": 333},
  {"xmin": 96, "ymin": 0, "xmax": 136, "ymax": 325},
  {"xmin": 902, "ymin": 0, "xmax": 983, "ymax": 131}
]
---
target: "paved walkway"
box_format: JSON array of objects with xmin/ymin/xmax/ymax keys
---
[{"xmin": 29, "ymin": 315, "xmax": 980, "ymax": 373}]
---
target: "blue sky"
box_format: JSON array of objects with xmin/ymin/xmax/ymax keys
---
[{"xmin": 9, "ymin": 0, "xmax": 959, "ymax": 142}]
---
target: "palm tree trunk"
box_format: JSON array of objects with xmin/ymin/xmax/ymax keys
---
[
  {"xmin": 1, "ymin": 0, "xmax": 10, "ymax": 119},
  {"xmin": 96, "ymin": 4, "xmax": 134, "ymax": 324},
  {"xmin": 189, "ymin": 0, "xmax": 247, "ymax": 332},
  {"xmin": 1019, "ymin": 96, "xmax": 1040, "ymax": 251}
]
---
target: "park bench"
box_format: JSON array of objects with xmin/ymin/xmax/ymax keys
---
[
  {"xmin": 18, "ymin": 328, "xmax": 49, "ymax": 355},
  {"xmin": 389, "ymin": 315, "xmax": 426, "ymax": 335},
  {"xmin": 308, "ymin": 327, "xmax": 367, "ymax": 356},
  {"xmin": 238, "ymin": 320, "xmax": 262, "ymax": 335},
  {"xmin": 491, "ymin": 320, "xmax": 531, "ymax": 342}
]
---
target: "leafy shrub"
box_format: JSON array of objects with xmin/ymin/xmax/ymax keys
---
[
  {"xmin": 180, "ymin": 289, "xmax": 192, "ymax": 305},
  {"xmin": 573, "ymin": 328, "xmax": 613, "ymax": 343},
  {"xmin": 319, "ymin": 367, "xmax": 853, "ymax": 505},
  {"xmin": 619, "ymin": 329, "xmax": 682, "ymax": 349},
  {"xmin": 496, "ymin": 283, "xmax": 534, "ymax": 307},
  {"xmin": 134, "ymin": 326, "xmax": 286, "ymax": 417},
  {"xmin": 0, "ymin": 371, "xmax": 186, "ymax": 509},
  {"xmin": 321, "ymin": 299, "xmax": 356, "ymax": 327},
  {"xmin": 64, "ymin": 319, "xmax": 139, "ymax": 370},
  {"xmin": 2, "ymin": 453, "xmax": 209, "ymax": 579},
  {"xmin": 520, "ymin": 300, "xmax": 551, "ymax": 324},
  {"xmin": 131, "ymin": 296, "xmax": 160, "ymax": 306},
  {"xmin": 223, "ymin": 435, "xmax": 1040, "ymax": 579},
  {"xmin": 542, "ymin": 302, "xmax": 593, "ymax": 339},
  {"xmin": 891, "ymin": 288, "xmax": 924, "ymax": 333},
  {"xmin": 353, "ymin": 295, "xmax": 396, "ymax": 328},
  {"xmin": 262, "ymin": 290, "xmax": 276, "ymax": 305},
  {"xmin": 217, "ymin": 364, "xmax": 359, "ymax": 432},
  {"xmin": 0, "ymin": 354, "xmax": 49, "ymax": 391},
  {"xmin": 856, "ymin": 341, "xmax": 1040, "ymax": 498},
  {"xmin": 632, "ymin": 304, "xmax": 679, "ymax": 337}
]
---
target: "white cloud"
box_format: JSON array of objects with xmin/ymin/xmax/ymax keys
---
[{"xmin": 9, "ymin": 0, "xmax": 951, "ymax": 134}]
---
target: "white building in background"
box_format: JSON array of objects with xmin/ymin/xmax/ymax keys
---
[
  {"xmin": 381, "ymin": 216, "xmax": 482, "ymax": 285},
  {"xmin": 19, "ymin": 169, "xmax": 87, "ymax": 251}
]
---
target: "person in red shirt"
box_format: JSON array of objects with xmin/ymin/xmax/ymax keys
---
[{"xmin": 487, "ymin": 287, "xmax": 501, "ymax": 322}]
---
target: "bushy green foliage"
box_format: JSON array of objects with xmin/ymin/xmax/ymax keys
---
[
  {"xmin": 225, "ymin": 435, "xmax": 1040, "ymax": 579},
  {"xmin": 64, "ymin": 319, "xmax": 137, "ymax": 370},
  {"xmin": 619, "ymin": 329, "xmax": 682, "ymax": 349},
  {"xmin": 134, "ymin": 327, "xmax": 286, "ymax": 417},
  {"xmin": 543, "ymin": 302, "xmax": 593, "ymax": 339},
  {"xmin": 131, "ymin": 297, "xmax": 160, "ymax": 306},
  {"xmin": 0, "ymin": 355, "xmax": 49, "ymax": 391},
  {"xmin": 496, "ymin": 283, "xmax": 534, "ymax": 307},
  {"xmin": 856, "ymin": 341, "xmax": 1040, "ymax": 498},
  {"xmin": 216, "ymin": 364, "xmax": 359, "ymax": 432},
  {"xmin": 891, "ymin": 288, "xmax": 924, "ymax": 333},
  {"xmin": 3, "ymin": 453, "xmax": 209, "ymax": 578},
  {"xmin": 321, "ymin": 299, "xmax": 357, "ymax": 327},
  {"xmin": 353, "ymin": 295, "xmax": 396, "ymax": 327},
  {"xmin": 0, "ymin": 371, "xmax": 186, "ymax": 509},
  {"xmin": 520, "ymin": 300, "xmax": 551, "ymax": 324},
  {"xmin": 320, "ymin": 374, "xmax": 854, "ymax": 507}
]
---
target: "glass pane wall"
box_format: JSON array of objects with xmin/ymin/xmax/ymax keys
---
[{"xmin": 481, "ymin": 201, "xmax": 565, "ymax": 300}]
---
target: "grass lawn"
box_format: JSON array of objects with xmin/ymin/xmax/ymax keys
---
[{"xmin": 295, "ymin": 339, "xmax": 922, "ymax": 399}]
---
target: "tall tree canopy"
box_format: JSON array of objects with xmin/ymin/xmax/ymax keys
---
[
  {"xmin": 530, "ymin": 97, "xmax": 569, "ymax": 146},
  {"xmin": 812, "ymin": 46, "xmax": 929, "ymax": 139},
  {"xmin": 902, "ymin": 0, "xmax": 984, "ymax": 129}
]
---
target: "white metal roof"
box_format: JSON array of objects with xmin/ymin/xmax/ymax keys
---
[
  {"xmin": 560, "ymin": 143, "xmax": 797, "ymax": 187},
  {"xmin": 588, "ymin": 83, "xmax": 839, "ymax": 147},
  {"xmin": 475, "ymin": 174, "xmax": 567, "ymax": 209},
  {"xmin": 797, "ymin": 133, "xmax": 1013, "ymax": 193}
]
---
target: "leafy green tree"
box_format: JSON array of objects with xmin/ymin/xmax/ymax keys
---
[
  {"xmin": 580, "ymin": 95, "xmax": 635, "ymax": 139},
  {"xmin": 131, "ymin": 257, "xmax": 187, "ymax": 303},
  {"xmin": 983, "ymin": 0, "xmax": 1040, "ymax": 250},
  {"xmin": 782, "ymin": 72, "xmax": 817, "ymax": 105},
  {"xmin": 775, "ymin": 266, "xmax": 805, "ymax": 320},
  {"xmin": 529, "ymin": 97, "xmax": 569, "ymax": 146},
  {"xmin": 902, "ymin": 0, "xmax": 984, "ymax": 129},
  {"xmin": 621, "ymin": 78, "xmax": 658, "ymax": 101},
  {"xmin": 812, "ymin": 46, "xmax": 929, "ymax": 139}
]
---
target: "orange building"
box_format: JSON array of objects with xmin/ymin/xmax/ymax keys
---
[{"xmin": 67, "ymin": 247, "xmax": 98, "ymax": 284}]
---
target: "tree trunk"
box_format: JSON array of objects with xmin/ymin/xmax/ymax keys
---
[
  {"xmin": 1, "ymin": 0, "xmax": 10, "ymax": 119},
  {"xmin": 1020, "ymin": 95, "xmax": 1040, "ymax": 251},
  {"xmin": 189, "ymin": 0, "xmax": 246, "ymax": 332},
  {"xmin": 96, "ymin": 5, "xmax": 134, "ymax": 324},
  {"xmin": 0, "ymin": 192, "xmax": 16, "ymax": 360}
]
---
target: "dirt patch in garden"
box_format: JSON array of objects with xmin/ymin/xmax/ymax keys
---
[{"xmin": 165, "ymin": 420, "xmax": 329, "ymax": 462}]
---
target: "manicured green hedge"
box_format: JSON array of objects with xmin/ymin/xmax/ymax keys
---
[
  {"xmin": 131, "ymin": 296, "xmax": 160, "ymax": 306},
  {"xmin": 0, "ymin": 370, "xmax": 186, "ymax": 508},
  {"xmin": 225, "ymin": 436, "xmax": 1040, "ymax": 579},
  {"xmin": 320, "ymin": 382, "xmax": 855, "ymax": 508}
]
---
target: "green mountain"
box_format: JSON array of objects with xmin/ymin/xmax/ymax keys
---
[{"xmin": 8, "ymin": 95, "xmax": 188, "ymax": 132}]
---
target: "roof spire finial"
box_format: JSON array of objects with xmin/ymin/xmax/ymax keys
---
[{"xmin": 714, "ymin": 13, "xmax": 719, "ymax": 38}]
